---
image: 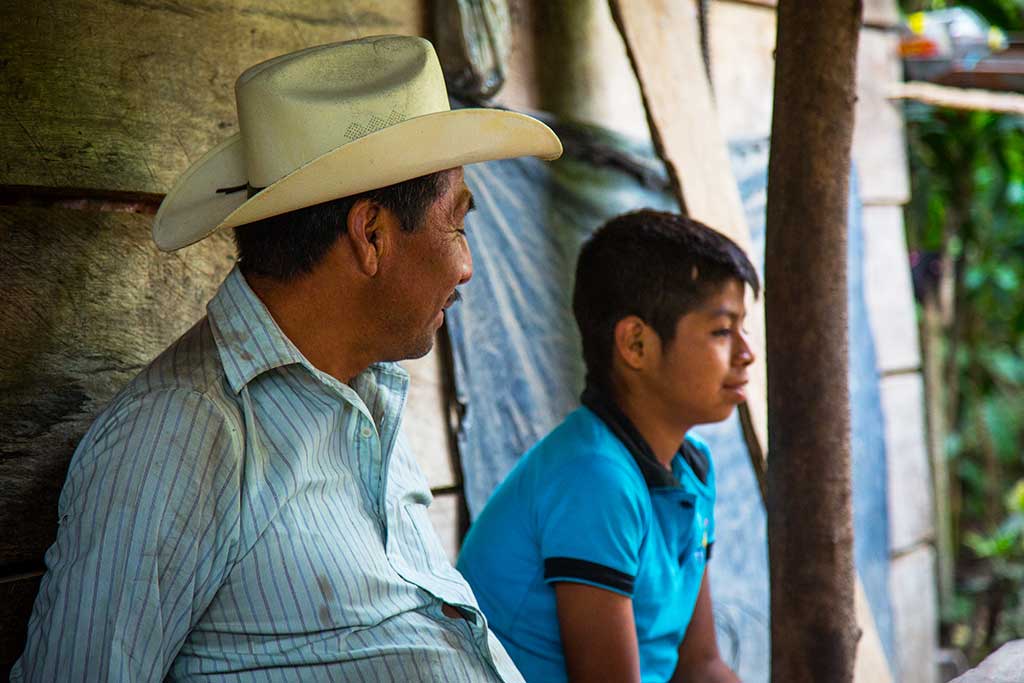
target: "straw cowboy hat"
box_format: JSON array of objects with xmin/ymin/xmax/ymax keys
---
[{"xmin": 153, "ymin": 34, "xmax": 562, "ymax": 251}]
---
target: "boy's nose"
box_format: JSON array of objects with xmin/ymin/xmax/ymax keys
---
[{"xmin": 734, "ymin": 330, "xmax": 755, "ymax": 366}]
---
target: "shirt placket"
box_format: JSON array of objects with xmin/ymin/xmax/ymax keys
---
[{"xmin": 362, "ymin": 372, "xmax": 504, "ymax": 679}]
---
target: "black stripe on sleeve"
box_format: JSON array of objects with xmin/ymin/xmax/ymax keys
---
[
  {"xmin": 706, "ymin": 541, "xmax": 714, "ymax": 561},
  {"xmin": 543, "ymin": 557, "xmax": 635, "ymax": 595}
]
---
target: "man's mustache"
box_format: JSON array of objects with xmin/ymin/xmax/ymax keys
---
[{"xmin": 446, "ymin": 290, "xmax": 463, "ymax": 308}]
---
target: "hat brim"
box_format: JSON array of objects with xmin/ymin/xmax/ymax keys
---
[{"xmin": 153, "ymin": 108, "xmax": 562, "ymax": 251}]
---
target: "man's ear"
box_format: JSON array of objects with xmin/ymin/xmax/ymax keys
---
[
  {"xmin": 613, "ymin": 316, "xmax": 650, "ymax": 371},
  {"xmin": 346, "ymin": 198, "xmax": 386, "ymax": 277}
]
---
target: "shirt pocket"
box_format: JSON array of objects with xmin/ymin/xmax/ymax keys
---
[{"xmin": 395, "ymin": 500, "xmax": 479, "ymax": 603}]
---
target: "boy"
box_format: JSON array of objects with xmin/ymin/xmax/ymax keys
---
[{"xmin": 457, "ymin": 210, "xmax": 758, "ymax": 682}]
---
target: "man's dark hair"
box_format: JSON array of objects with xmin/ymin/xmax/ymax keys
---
[
  {"xmin": 233, "ymin": 171, "xmax": 447, "ymax": 281},
  {"xmin": 572, "ymin": 209, "xmax": 761, "ymax": 391}
]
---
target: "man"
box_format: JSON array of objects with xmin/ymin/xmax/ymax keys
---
[
  {"xmin": 13, "ymin": 35, "xmax": 561, "ymax": 681},
  {"xmin": 458, "ymin": 210, "xmax": 755, "ymax": 682}
]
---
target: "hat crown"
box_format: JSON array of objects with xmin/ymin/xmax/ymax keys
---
[{"xmin": 236, "ymin": 35, "xmax": 450, "ymax": 187}]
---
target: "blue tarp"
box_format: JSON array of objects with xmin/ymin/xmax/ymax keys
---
[{"xmin": 448, "ymin": 121, "xmax": 894, "ymax": 679}]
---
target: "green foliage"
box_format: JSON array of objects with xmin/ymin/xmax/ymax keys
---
[
  {"xmin": 901, "ymin": 3, "xmax": 1024, "ymax": 661},
  {"xmin": 962, "ymin": 480, "xmax": 1024, "ymax": 648}
]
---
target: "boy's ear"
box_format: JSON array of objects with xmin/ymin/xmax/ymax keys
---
[
  {"xmin": 613, "ymin": 316, "xmax": 650, "ymax": 371},
  {"xmin": 346, "ymin": 198, "xmax": 394, "ymax": 277}
]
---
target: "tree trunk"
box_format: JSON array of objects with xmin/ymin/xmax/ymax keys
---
[{"xmin": 765, "ymin": 1, "xmax": 862, "ymax": 682}]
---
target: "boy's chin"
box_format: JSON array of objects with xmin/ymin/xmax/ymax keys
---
[{"xmin": 706, "ymin": 404, "xmax": 740, "ymax": 425}]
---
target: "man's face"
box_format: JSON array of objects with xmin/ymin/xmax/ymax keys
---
[
  {"xmin": 642, "ymin": 279, "xmax": 755, "ymax": 429},
  {"xmin": 378, "ymin": 167, "xmax": 475, "ymax": 361}
]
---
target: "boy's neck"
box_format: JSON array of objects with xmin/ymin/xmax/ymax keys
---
[{"xmin": 610, "ymin": 386, "xmax": 690, "ymax": 470}]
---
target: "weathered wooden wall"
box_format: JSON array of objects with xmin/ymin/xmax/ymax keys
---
[{"xmin": 0, "ymin": 1, "xmax": 474, "ymax": 676}]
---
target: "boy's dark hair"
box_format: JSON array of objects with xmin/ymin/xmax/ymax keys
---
[
  {"xmin": 233, "ymin": 171, "xmax": 447, "ymax": 281},
  {"xmin": 572, "ymin": 209, "xmax": 760, "ymax": 390}
]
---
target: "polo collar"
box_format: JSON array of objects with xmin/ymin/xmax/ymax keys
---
[
  {"xmin": 581, "ymin": 385, "xmax": 711, "ymax": 489},
  {"xmin": 581, "ymin": 385, "xmax": 680, "ymax": 489},
  {"xmin": 207, "ymin": 265, "xmax": 306, "ymax": 394}
]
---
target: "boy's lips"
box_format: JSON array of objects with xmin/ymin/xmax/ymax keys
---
[{"xmin": 723, "ymin": 379, "xmax": 748, "ymax": 400}]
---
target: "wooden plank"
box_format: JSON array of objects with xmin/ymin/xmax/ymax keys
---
[
  {"xmin": 889, "ymin": 80, "xmax": 1024, "ymax": 116},
  {"xmin": 861, "ymin": 0, "xmax": 900, "ymax": 26},
  {"xmin": 401, "ymin": 345, "xmax": 459, "ymax": 490},
  {"xmin": 0, "ymin": 573, "xmax": 43, "ymax": 679},
  {"xmin": 427, "ymin": 492, "xmax": 463, "ymax": 563},
  {"xmin": 714, "ymin": 0, "xmax": 901, "ymax": 28},
  {"xmin": 855, "ymin": 579, "xmax": 895, "ymax": 683},
  {"xmin": 854, "ymin": 29, "xmax": 911, "ymax": 205},
  {"xmin": 862, "ymin": 205, "xmax": 921, "ymax": 372},
  {"xmin": 708, "ymin": 1, "xmax": 778, "ymax": 140},
  {"xmin": 609, "ymin": 0, "xmax": 768, "ymax": 492},
  {"xmin": 882, "ymin": 373, "xmax": 934, "ymax": 554},
  {"xmin": 0, "ymin": 0, "xmax": 423, "ymax": 193},
  {"xmin": 890, "ymin": 545, "xmax": 939, "ymax": 683},
  {"xmin": 0, "ymin": 206, "xmax": 234, "ymax": 570}
]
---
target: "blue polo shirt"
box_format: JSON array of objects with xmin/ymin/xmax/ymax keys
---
[{"xmin": 457, "ymin": 391, "xmax": 715, "ymax": 683}]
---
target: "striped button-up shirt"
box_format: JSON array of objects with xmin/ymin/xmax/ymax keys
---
[{"xmin": 13, "ymin": 266, "xmax": 523, "ymax": 682}]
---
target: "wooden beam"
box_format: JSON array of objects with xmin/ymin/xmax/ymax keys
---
[
  {"xmin": 889, "ymin": 80, "xmax": 1024, "ymax": 116},
  {"xmin": 714, "ymin": 0, "xmax": 901, "ymax": 29}
]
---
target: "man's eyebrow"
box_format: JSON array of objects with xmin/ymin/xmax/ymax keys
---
[{"xmin": 453, "ymin": 188, "xmax": 475, "ymax": 218}]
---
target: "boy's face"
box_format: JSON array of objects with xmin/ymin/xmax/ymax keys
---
[{"xmin": 643, "ymin": 279, "xmax": 755, "ymax": 429}]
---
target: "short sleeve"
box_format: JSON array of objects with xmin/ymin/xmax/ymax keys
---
[
  {"xmin": 12, "ymin": 389, "xmax": 242, "ymax": 683},
  {"xmin": 536, "ymin": 455, "xmax": 647, "ymax": 597}
]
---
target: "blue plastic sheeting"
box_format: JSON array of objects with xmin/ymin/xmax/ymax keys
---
[{"xmin": 447, "ymin": 123, "xmax": 893, "ymax": 679}]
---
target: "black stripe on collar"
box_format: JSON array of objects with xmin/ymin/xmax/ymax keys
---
[
  {"xmin": 580, "ymin": 385, "xmax": 708, "ymax": 487},
  {"xmin": 581, "ymin": 385, "xmax": 678, "ymax": 489}
]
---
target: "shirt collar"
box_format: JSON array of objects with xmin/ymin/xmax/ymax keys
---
[
  {"xmin": 207, "ymin": 265, "xmax": 307, "ymax": 394},
  {"xmin": 581, "ymin": 384, "xmax": 680, "ymax": 489}
]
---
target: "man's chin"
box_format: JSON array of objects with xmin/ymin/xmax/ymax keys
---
[{"xmin": 391, "ymin": 333, "xmax": 436, "ymax": 363}]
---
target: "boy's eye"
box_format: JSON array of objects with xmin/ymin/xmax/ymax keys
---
[{"xmin": 712, "ymin": 328, "xmax": 732, "ymax": 338}]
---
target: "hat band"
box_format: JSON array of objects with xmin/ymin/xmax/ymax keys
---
[{"xmin": 215, "ymin": 182, "xmax": 265, "ymax": 198}]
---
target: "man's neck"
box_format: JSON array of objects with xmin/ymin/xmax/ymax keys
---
[
  {"xmin": 610, "ymin": 383, "xmax": 690, "ymax": 470},
  {"xmin": 244, "ymin": 269, "xmax": 375, "ymax": 384}
]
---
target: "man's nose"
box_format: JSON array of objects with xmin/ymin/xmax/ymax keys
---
[{"xmin": 459, "ymin": 244, "xmax": 474, "ymax": 285}]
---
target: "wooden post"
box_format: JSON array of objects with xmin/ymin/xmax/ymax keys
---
[{"xmin": 765, "ymin": 1, "xmax": 862, "ymax": 682}]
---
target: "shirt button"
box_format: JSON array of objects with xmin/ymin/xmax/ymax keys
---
[{"xmin": 360, "ymin": 425, "xmax": 373, "ymax": 439}]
